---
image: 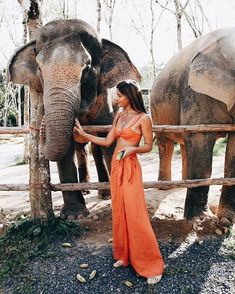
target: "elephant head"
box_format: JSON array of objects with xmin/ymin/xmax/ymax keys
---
[
  {"xmin": 188, "ymin": 27, "xmax": 235, "ymax": 111},
  {"xmin": 7, "ymin": 19, "xmax": 141, "ymax": 161}
]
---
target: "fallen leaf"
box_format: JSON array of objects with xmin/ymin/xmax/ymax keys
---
[
  {"xmin": 80, "ymin": 263, "xmax": 89, "ymax": 268},
  {"xmin": 89, "ymin": 270, "xmax": 97, "ymax": 280},
  {"xmin": 61, "ymin": 243, "xmax": 72, "ymax": 248},
  {"xmin": 124, "ymin": 280, "xmax": 133, "ymax": 288},
  {"xmin": 76, "ymin": 273, "xmax": 86, "ymax": 283}
]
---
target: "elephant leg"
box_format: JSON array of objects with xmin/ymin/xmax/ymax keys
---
[
  {"xmin": 57, "ymin": 140, "xmax": 88, "ymax": 218},
  {"xmin": 180, "ymin": 143, "xmax": 188, "ymax": 180},
  {"xmin": 101, "ymin": 144, "xmax": 115, "ymax": 173},
  {"xmin": 184, "ymin": 133, "xmax": 216, "ymax": 220},
  {"xmin": 90, "ymin": 142, "xmax": 111, "ymax": 199},
  {"xmin": 157, "ymin": 134, "xmax": 174, "ymax": 181},
  {"xmin": 217, "ymin": 132, "xmax": 235, "ymax": 221},
  {"xmin": 75, "ymin": 143, "xmax": 90, "ymax": 194}
]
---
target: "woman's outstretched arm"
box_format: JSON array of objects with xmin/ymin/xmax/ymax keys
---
[{"xmin": 73, "ymin": 115, "xmax": 119, "ymax": 147}]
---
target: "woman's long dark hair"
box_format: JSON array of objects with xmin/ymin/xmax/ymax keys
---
[{"xmin": 116, "ymin": 80, "xmax": 147, "ymax": 113}]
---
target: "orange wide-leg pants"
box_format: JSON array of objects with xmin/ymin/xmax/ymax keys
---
[{"xmin": 110, "ymin": 151, "xmax": 165, "ymax": 278}]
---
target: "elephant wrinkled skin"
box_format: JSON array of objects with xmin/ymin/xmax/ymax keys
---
[
  {"xmin": 150, "ymin": 27, "xmax": 235, "ymax": 222},
  {"xmin": 8, "ymin": 19, "xmax": 141, "ymax": 218}
]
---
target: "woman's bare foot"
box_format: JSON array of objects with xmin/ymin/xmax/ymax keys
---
[
  {"xmin": 113, "ymin": 260, "xmax": 123, "ymax": 268},
  {"xmin": 147, "ymin": 275, "xmax": 162, "ymax": 284}
]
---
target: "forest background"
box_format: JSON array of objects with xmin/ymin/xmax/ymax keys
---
[{"xmin": 0, "ymin": 0, "xmax": 235, "ymax": 127}]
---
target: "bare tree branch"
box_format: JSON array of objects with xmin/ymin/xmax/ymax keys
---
[
  {"xmin": 156, "ymin": 0, "xmax": 190, "ymax": 51},
  {"xmin": 195, "ymin": 0, "xmax": 212, "ymax": 31},
  {"xmin": 181, "ymin": 0, "xmax": 189, "ymax": 12},
  {"xmin": 155, "ymin": 0, "xmax": 175, "ymax": 14},
  {"xmin": 3, "ymin": 15, "xmax": 19, "ymax": 47},
  {"xmin": 153, "ymin": 0, "xmax": 169, "ymax": 32}
]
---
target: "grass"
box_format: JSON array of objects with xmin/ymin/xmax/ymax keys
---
[
  {"xmin": 14, "ymin": 155, "xmax": 27, "ymax": 166},
  {"xmin": 223, "ymin": 224, "xmax": 235, "ymax": 259},
  {"xmin": 212, "ymin": 137, "xmax": 227, "ymax": 156},
  {"xmin": 0, "ymin": 216, "xmax": 84, "ymax": 288}
]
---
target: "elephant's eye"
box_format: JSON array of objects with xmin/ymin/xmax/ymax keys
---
[
  {"xmin": 85, "ymin": 64, "xmax": 91, "ymax": 71},
  {"xmin": 37, "ymin": 66, "xmax": 41, "ymax": 72}
]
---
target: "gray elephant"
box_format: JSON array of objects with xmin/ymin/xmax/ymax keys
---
[
  {"xmin": 8, "ymin": 19, "xmax": 141, "ymax": 218},
  {"xmin": 150, "ymin": 27, "xmax": 235, "ymax": 221}
]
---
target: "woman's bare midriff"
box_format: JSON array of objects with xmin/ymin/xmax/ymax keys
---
[{"xmin": 116, "ymin": 137, "xmax": 141, "ymax": 149}]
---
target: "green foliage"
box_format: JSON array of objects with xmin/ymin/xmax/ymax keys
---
[
  {"xmin": 213, "ymin": 137, "xmax": 227, "ymax": 156},
  {"xmin": 0, "ymin": 216, "xmax": 83, "ymax": 287},
  {"xmin": 139, "ymin": 64, "xmax": 164, "ymax": 89},
  {"xmin": 0, "ymin": 71, "xmax": 18, "ymax": 127},
  {"xmin": 223, "ymin": 225, "xmax": 235, "ymax": 260},
  {"xmin": 173, "ymin": 143, "xmax": 181, "ymax": 155},
  {"xmin": 14, "ymin": 155, "xmax": 27, "ymax": 166}
]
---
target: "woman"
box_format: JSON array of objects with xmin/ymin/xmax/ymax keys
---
[{"xmin": 73, "ymin": 80, "xmax": 164, "ymax": 284}]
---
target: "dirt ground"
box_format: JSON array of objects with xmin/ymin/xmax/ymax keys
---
[{"xmin": 0, "ymin": 134, "xmax": 227, "ymax": 245}]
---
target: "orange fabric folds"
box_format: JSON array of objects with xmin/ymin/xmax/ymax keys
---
[{"xmin": 110, "ymin": 150, "xmax": 165, "ymax": 278}]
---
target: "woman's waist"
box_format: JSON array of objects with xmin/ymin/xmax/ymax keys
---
[
  {"xmin": 114, "ymin": 145, "xmax": 139, "ymax": 154},
  {"xmin": 112, "ymin": 147, "xmax": 138, "ymax": 161}
]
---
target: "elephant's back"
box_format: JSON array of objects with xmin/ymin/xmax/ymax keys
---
[{"xmin": 150, "ymin": 27, "xmax": 235, "ymax": 125}]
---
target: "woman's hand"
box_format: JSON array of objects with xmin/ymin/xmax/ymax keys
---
[
  {"xmin": 74, "ymin": 118, "xmax": 86, "ymax": 135},
  {"xmin": 118, "ymin": 146, "xmax": 137, "ymax": 158},
  {"xmin": 73, "ymin": 118, "xmax": 89, "ymax": 143}
]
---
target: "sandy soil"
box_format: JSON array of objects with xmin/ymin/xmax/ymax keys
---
[{"xmin": 0, "ymin": 134, "xmax": 226, "ymax": 243}]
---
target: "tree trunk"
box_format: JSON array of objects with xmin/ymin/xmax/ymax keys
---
[
  {"xmin": 27, "ymin": 0, "xmax": 43, "ymax": 39},
  {"xmin": 17, "ymin": 86, "xmax": 22, "ymax": 127},
  {"xmin": 150, "ymin": 0, "xmax": 156, "ymax": 78},
  {"xmin": 23, "ymin": 87, "xmax": 30, "ymax": 163},
  {"xmin": 18, "ymin": 0, "xmax": 53, "ymax": 220},
  {"xmin": 96, "ymin": 0, "xmax": 101, "ymax": 34},
  {"xmin": 174, "ymin": 0, "xmax": 183, "ymax": 50},
  {"xmin": 104, "ymin": 0, "xmax": 116, "ymax": 41},
  {"xmin": 29, "ymin": 90, "xmax": 53, "ymax": 219}
]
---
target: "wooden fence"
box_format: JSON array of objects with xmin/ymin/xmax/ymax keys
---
[{"xmin": 1, "ymin": 124, "xmax": 235, "ymax": 218}]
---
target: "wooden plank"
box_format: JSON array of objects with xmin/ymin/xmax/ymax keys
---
[
  {"xmin": 0, "ymin": 127, "xmax": 29, "ymax": 134},
  {"xmin": 2, "ymin": 178, "xmax": 235, "ymax": 192},
  {"xmin": 0, "ymin": 184, "xmax": 29, "ymax": 191},
  {"xmin": 51, "ymin": 178, "xmax": 235, "ymax": 191},
  {"xmin": 0, "ymin": 178, "xmax": 235, "ymax": 191},
  {"xmin": 2, "ymin": 124, "xmax": 235, "ymax": 134}
]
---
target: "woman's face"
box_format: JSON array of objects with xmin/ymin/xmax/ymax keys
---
[{"xmin": 116, "ymin": 90, "xmax": 130, "ymax": 108}]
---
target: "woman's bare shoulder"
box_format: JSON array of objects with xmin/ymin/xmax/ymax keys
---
[
  {"xmin": 140, "ymin": 113, "xmax": 152, "ymax": 123},
  {"xmin": 112, "ymin": 112, "xmax": 122, "ymax": 125}
]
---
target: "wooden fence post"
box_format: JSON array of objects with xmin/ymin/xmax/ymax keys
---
[{"xmin": 29, "ymin": 90, "xmax": 54, "ymax": 220}]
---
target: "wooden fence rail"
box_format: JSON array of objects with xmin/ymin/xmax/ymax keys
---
[
  {"xmin": 0, "ymin": 177, "xmax": 235, "ymax": 192},
  {"xmin": 1, "ymin": 124, "xmax": 235, "ymax": 135}
]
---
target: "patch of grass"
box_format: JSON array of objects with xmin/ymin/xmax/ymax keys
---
[
  {"xmin": 173, "ymin": 143, "xmax": 181, "ymax": 155},
  {"xmin": 222, "ymin": 225, "xmax": 235, "ymax": 260},
  {"xmin": 12, "ymin": 276, "xmax": 39, "ymax": 294},
  {"xmin": 0, "ymin": 216, "xmax": 83, "ymax": 287},
  {"xmin": 14, "ymin": 155, "xmax": 27, "ymax": 166},
  {"xmin": 213, "ymin": 137, "xmax": 227, "ymax": 156}
]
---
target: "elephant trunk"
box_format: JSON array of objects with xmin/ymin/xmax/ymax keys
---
[{"xmin": 41, "ymin": 92, "xmax": 79, "ymax": 161}]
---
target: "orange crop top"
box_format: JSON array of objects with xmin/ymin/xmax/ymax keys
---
[{"xmin": 114, "ymin": 113, "xmax": 144, "ymax": 142}]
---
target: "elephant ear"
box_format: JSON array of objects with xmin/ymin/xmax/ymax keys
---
[
  {"xmin": 188, "ymin": 28, "xmax": 235, "ymax": 110},
  {"xmin": 7, "ymin": 40, "xmax": 42, "ymax": 92},
  {"xmin": 99, "ymin": 39, "xmax": 141, "ymax": 93}
]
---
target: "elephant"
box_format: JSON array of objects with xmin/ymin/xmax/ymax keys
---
[
  {"xmin": 7, "ymin": 19, "xmax": 141, "ymax": 218},
  {"xmin": 150, "ymin": 27, "xmax": 235, "ymax": 221}
]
